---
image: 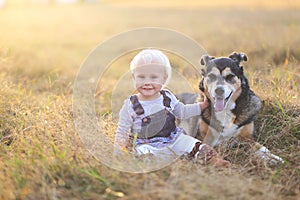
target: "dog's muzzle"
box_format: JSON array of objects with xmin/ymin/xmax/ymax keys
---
[{"xmin": 213, "ymin": 87, "xmax": 233, "ymax": 112}]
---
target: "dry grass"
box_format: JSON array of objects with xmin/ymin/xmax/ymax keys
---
[{"xmin": 0, "ymin": 1, "xmax": 299, "ymax": 200}]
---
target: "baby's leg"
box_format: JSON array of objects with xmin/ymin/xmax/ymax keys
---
[{"xmin": 189, "ymin": 141, "xmax": 230, "ymax": 167}]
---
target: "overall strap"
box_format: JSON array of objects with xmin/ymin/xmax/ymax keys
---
[
  {"xmin": 160, "ymin": 90, "xmax": 171, "ymax": 108},
  {"xmin": 130, "ymin": 95, "xmax": 144, "ymax": 115}
]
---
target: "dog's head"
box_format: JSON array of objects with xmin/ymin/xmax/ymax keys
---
[{"xmin": 199, "ymin": 52, "xmax": 248, "ymax": 112}]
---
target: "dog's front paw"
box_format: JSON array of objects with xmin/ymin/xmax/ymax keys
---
[{"xmin": 255, "ymin": 146, "xmax": 284, "ymax": 165}]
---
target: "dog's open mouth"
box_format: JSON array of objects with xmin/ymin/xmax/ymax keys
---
[{"xmin": 214, "ymin": 91, "xmax": 233, "ymax": 112}]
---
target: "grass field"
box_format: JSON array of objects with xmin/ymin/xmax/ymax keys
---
[{"xmin": 0, "ymin": 1, "xmax": 299, "ymax": 199}]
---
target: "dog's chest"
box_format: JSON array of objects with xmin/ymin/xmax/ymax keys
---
[
  {"xmin": 215, "ymin": 107, "xmax": 235, "ymax": 128},
  {"xmin": 213, "ymin": 106, "xmax": 240, "ymax": 143}
]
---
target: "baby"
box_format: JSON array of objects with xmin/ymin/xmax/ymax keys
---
[{"xmin": 114, "ymin": 49, "xmax": 229, "ymax": 167}]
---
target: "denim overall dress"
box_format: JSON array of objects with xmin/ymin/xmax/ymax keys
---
[
  {"xmin": 130, "ymin": 90, "xmax": 176, "ymax": 139},
  {"xmin": 129, "ymin": 90, "xmax": 200, "ymax": 158}
]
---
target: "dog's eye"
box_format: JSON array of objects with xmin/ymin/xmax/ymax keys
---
[
  {"xmin": 208, "ymin": 74, "xmax": 217, "ymax": 82},
  {"xmin": 225, "ymin": 74, "xmax": 236, "ymax": 83}
]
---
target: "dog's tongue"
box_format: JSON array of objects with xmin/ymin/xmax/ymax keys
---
[{"xmin": 214, "ymin": 99, "xmax": 225, "ymax": 112}]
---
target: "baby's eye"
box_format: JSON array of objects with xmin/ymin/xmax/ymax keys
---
[
  {"xmin": 137, "ymin": 75, "xmax": 145, "ymax": 79},
  {"xmin": 151, "ymin": 75, "xmax": 158, "ymax": 79}
]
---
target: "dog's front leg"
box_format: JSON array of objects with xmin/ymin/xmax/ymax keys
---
[
  {"xmin": 203, "ymin": 128, "xmax": 222, "ymax": 147},
  {"xmin": 237, "ymin": 124, "xmax": 284, "ymax": 165},
  {"xmin": 254, "ymin": 143, "xmax": 284, "ymax": 165},
  {"xmin": 220, "ymin": 124, "xmax": 241, "ymax": 141}
]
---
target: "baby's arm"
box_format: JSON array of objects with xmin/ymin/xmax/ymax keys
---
[
  {"xmin": 173, "ymin": 101, "xmax": 201, "ymax": 119},
  {"xmin": 114, "ymin": 100, "xmax": 133, "ymax": 155},
  {"xmin": 167, "ymin": 90, "xmax": 208, "ymax": 119}
]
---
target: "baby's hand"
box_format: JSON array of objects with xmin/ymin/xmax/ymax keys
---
[{"xmin": 200, "ymin": 97, "xmax": 209, "ymax": 112}]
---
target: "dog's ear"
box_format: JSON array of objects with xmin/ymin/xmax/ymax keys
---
[
  {"xmin": 200, "ymin": 55, "xmax": 215, "ymax": 65},
  {"xmin": 229, "ymin": 52, "xmax": 248, "ymax": 64}
]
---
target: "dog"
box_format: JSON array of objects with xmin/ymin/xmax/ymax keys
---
[{"xmin": 177, "ymin": 52, "xmax": 284, "ymax": 165}]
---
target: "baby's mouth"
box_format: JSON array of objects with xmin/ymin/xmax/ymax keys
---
[{"xmin": 142, "ymin": 87, "xmax": 154, "ymax": 90}]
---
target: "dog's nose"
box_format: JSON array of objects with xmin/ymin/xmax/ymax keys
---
[{"xmin": 215, "ymin": 87, "xmax": 224, "ymax": 96}]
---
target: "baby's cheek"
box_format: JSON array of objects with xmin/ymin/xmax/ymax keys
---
[
  {"xmin": 154, "ymin": 78, "xmax": 165, "ymax": 85},
  {"xmin": 135, "ymin": 79, "xmax": 145, "ymax": 85},
  {"xmin": 135, "ymin": 83, "xmax": 143, "ymax": 88}
]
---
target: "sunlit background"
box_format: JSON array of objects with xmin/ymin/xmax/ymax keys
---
[
  {"xmin": 1, "ymin": 0, "xmax": 300, "ymax": 7},
  {"xmin": 0, "ymin": 0, "xmax": 299, "ymax": 199}
]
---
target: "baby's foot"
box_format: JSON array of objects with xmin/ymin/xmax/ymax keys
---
[
  {"xmin": 190, "ymin": 142, "xmax": 230, "ymax": 167},
  {"xmin": 209, "ymin": 156, "xmax": 230, "ymax": 167}
]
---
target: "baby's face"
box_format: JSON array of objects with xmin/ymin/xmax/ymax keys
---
[{"xmin": 133, "ymin": 64, "xmax": 167, "ymax": 100}]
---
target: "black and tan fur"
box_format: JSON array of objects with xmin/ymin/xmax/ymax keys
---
[{"xmin": 178, "ymin": 52, "xmax": 283, "ymax": 164}]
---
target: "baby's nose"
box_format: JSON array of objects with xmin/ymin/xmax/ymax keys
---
[{"xmin": 142, "ymin": 78, "xmax": 152, "ymax": 85}]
